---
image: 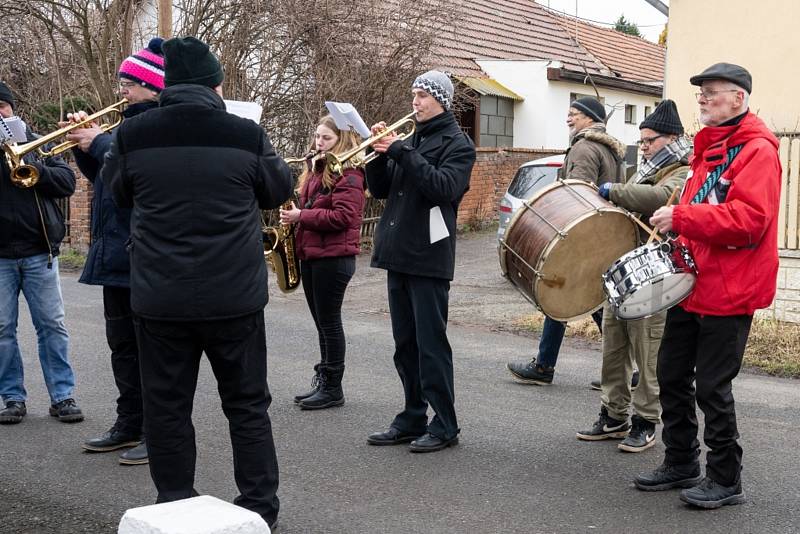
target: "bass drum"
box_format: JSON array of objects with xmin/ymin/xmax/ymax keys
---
[{"xmin": 499, "ymin": 179, "xmax": 638, "ymax": 321}]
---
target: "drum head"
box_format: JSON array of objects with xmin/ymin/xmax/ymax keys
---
[
  {"xmin": 535, "ymin": 209, "xmax": 638, "ymax": 321},
  {"xmin": 614, "ymin": 273, "xmax": 696, "ymax": 320}
]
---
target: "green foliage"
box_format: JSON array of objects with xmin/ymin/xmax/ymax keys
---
[
  {"xmin": 613, "ymin": 15, "xmax": 641, "ymax": 37},
  {"xmin": 58, "ymin": 248, "xmax": 86, "ymax": 271},
  {"xmin": 27, "ymin": 96, "xmax": 94, "ymax": 133}
]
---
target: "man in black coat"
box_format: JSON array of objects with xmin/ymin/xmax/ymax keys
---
[
  {"xmin": 365, "ymin": 70, "xmax": 475, "ymax": 452},
  {"xmin": 101, "ymin": 37, "xmax": 292, "ymax": 528},
  {"xmin": 0, "ymin": 81, "xmax": 82, "ymax": 425},
  {"xmin": 63, "ymin": 37, "xmax": 166, "ymax": 466}
]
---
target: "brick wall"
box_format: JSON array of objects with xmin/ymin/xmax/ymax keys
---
[
  {"xmin": 68, "ymin": 173, "xmax": 93, "ymax": 254},
  {"xmin": 456, "ymin": 147, "xmax": 563, "ymax": 227}
]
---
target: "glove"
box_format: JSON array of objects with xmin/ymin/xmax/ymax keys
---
[{"xmin": 598, "ymin": 182, "xmax": 612, "ymax": 200}]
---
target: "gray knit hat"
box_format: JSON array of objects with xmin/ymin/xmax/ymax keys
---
[
  {"xmin": 0, "ymin": 82, "xmax": 14, "ymax": 110},
  {"xmin": 412, "ymin": 70, "xmax": 454, "ymax": 110}
]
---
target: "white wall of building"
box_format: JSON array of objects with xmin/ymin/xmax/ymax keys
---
[{"xmin": 476, "ymin": 59, "xmax": 663, "ymax": 150}]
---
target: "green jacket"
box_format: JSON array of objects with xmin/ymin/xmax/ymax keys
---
[
  {"xmin": 560, "ymin": 124, "xmax": 627, "ymax": 185},
  {"xmin": 608, "ymin": 160, "xmax": 689, "ymax": 242}
]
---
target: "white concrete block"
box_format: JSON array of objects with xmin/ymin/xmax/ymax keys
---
[{"xmin": 118, "ymin": 495, "xmax": 270, "ymax": 534}]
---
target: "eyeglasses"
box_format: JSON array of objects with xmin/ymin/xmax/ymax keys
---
[
  {"xmin": 694, "ymin": 89, "xmax": 740, "ymax": 102},
  {"xmin": 637, "ymin": 134, "xmax": 665, "ymax": 147},
  {"xmin": 118, "ymin": 80, "xmax": 140, "ymax": 90},
  {"xmin": 567, "ymin": 111, "xmax": 584, "ymax": 118}
]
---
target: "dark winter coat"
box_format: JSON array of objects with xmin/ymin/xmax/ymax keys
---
[
  {"xmin": 296, "ymin": 166, "xmax": 365, "ymax": 260},
  {"xmin": 366, "ymin": 111, "xmax": 475, "ymax": 280},
  {"xmin": 75, "ymin": 101, "xmax": 158, "ymax": 287},
  {"xmin": 101, "ymin": 84, "xmax": 293, "ymax": 321},
  {"xmin": 0, "ymin": 126, "xmax": 76, "ymax": 259}
]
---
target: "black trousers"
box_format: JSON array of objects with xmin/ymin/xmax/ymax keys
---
[
  {"xmin": 103, "ymin": 286, "xmax": 143, "ymax": 436},
  {"xmin": 387, "ymin": 271, "xmax": 459, "ymax": 440},
  {"xmin": 300, "ymin": 256, "xmax": 355, "ymax": 374},
  {"xmin": 134, "ymin": 311, "xmax": 280, "ymax": 525},
  {"xmin": 657, "ymin": 306, "xmax": 752, "ymax": 486}
]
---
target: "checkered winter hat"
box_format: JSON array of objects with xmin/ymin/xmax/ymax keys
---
[
  {"xmin": 412, "ymin": 70, "xmax": 454, "ymax": 110},
  {"xmin": 119, "ymin": 38, "xmax": 166, "ymax": 92}
]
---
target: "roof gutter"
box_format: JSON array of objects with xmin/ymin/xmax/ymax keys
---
[
  {"xmin": 546, "ymin": 67, "xmax": 663, "ymax": 97},
  {"xmin": 642, "ymin": 0, "xmax": 669, "ymax": 16}
]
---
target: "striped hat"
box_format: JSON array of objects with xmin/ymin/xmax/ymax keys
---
[{"xmin": 119, "ymin": 38, "xmax": 166, "ymax": 92}]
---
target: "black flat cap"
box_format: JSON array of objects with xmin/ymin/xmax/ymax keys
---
[{"xmin": 690, "ymin": 63, "xmax": 752, "ymax": 94}]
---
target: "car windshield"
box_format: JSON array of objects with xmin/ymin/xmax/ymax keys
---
[{"xmin": 507, "ymin": 165, "xmax": 560, "ymax": 199}]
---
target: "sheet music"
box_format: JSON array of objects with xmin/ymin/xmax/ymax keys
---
[
  {"xmin": 224, "ymin": 100, "xmax": 263, "ymax": 124},
  {"xmin": 324, "ymin": 101, "xmax": 371, "ymax": 138},
  {"xmin": 429, "ymin": 206, "xmax": 450, "ymax": 244},
  {"xmin": 0, "ymin": 116, "xmax": 27, "ymax": 143}
]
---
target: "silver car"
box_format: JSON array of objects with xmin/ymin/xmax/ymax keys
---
[{"xmin": 497, "ymin": 154, "xmax": 565, "ymax": 241}]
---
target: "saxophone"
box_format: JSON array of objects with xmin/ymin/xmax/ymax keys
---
[{"xmin": 263, "ymin": 200, "xmax": 301, "ymax": 293}]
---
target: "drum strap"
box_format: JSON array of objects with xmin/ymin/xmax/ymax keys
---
[{"xmin": 690, "ymin": 144, "xmax": 743, "ymax": 205}]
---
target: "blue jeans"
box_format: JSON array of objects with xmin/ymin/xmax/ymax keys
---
[
  {"xmin": 536, "ymin": 310, "xmax": 603, "ymax": 368},
  {"xmin": 0, "ymin": 254, "xmax": 75, "ymax": 403}
]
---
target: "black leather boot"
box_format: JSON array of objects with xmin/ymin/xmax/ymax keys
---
[
  {"xmin": 298, "ymin": 369, "xmax": 344, "ymax": 410},
  {"xmin": 293, "ymin": 365, "xmax": 321, "ymax": 404}
]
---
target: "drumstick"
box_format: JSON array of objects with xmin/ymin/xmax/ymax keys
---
[{"xmin": 646, "ymin": 187, "xmax": 681, "ymax": 245}]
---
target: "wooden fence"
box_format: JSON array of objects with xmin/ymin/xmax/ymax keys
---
[{"xmin": 778, "ymin": 136, "xmax": 800, "ymax": 250}]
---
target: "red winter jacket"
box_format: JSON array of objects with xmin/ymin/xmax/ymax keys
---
[
  {"xmin": 296, "ymin": 167, "xmax": 365, "ymax": 260},
  {"xmin": 672, "ymin": 112, "xmax": 781, "ymax": 316}
]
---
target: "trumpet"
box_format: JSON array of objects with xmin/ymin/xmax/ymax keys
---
[
  {"xmin": 2, "ymin": 99, "xmax": 127, "ymax": 188},
  {"xmin": 323, "ymin": 112, "xmax": 416, "ymax": 175}
]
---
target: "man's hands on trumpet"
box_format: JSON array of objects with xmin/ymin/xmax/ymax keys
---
[
  {"xmin": 649, "ymin": 206, "xmax": 675, "ymax": 234},
  {"xmin": 369, "ymin": 121, "xmax": 400, "ymax": 153},
  {"xmin": 57, "ymin": 110, "xmax": 103, "ymax": 153},
  {"xmin": 279, "ymin": 201, "xmax": 301, "ymax": 225}
]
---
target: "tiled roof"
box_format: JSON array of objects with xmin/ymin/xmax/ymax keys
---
[
  {"xmin": 550, "ymin": 11, "xmax": 665, "ymax": 83},
  {"xmin": 432, "ymin": 0, "xmax": 664, "ymax": 86}
]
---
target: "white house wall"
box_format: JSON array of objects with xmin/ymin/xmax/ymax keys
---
[{"xmin": 476, "ymin": 60, "xmax": 663, "ymax": 150}]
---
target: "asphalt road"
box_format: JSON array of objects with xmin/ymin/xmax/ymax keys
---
[{"xmin": 1, "ymin": 230, "xmax": 799, "ymax": 534}]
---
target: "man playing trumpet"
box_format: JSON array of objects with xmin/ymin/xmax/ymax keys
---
[{"xmin": 365, "ymin": 70, "xmax": 475, "ymax": 452}]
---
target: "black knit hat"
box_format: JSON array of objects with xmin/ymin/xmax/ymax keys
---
[
  {"xmin": 640, "ymin": 99, "xmax": 684, "ymax": 135},
  {"xmin": 163, "ymin": 37, "xmax": 224, "ymax": 88},
  {"xmin": 570, "ymin": 97, "xmax": 606, "ymax": 123},
  {"xmin": 0, "ymin": 81, "xmax": 14, "ymax": 110}
]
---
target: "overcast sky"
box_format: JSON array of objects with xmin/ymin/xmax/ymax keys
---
[{"xmin": 535, "ymin": 0, "xmax": 669, "ymax": 43}]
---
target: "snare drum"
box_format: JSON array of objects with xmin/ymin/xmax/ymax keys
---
[
  {"xmin": 499, "ymin": 179, "xmax": 638, "ymax": 321},
  {"xmin": 603, "ymin": 241, "xmax": 696, "ymax": 320}
]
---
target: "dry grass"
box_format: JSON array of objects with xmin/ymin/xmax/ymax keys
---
[{"xmin": 513, "ymin": 312, "xmax": 800, "ymax": 379}]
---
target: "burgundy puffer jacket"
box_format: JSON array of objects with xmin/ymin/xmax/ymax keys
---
[{"xmin": 296, "ymin": 167, "xmax": 365, "ymax": 260}]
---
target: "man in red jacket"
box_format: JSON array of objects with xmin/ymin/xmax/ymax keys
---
[{"xmin": 635, "ymin": 63, "xmax": 781, "ymax": 509}]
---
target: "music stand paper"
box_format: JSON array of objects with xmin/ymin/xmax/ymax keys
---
[
  {"xmin": 429, "ymin": 206, "xmax": 450, "ymax": 244},
  {"xmin": 0, "ymin": 116, "xmax": 26, "ymax": 143},
  {"xmin": 224, "ymin": 100, "xmax": 263, "ymax": 124},
  {"xmin": 324, "ymin": 101, "xmax": 371, "ymax": 138}
]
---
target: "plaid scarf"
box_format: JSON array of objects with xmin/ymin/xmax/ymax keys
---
[{"xmin": 633, "ymin": 137, "xmax": 693, "ymax": 184}]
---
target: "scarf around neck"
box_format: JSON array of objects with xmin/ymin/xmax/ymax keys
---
[{"xmin": 633, "ymin": 137, "xmax": 692, "ymax": 184}]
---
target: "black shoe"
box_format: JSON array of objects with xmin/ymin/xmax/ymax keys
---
[
  {"xmin": 49, "ymin": 398, "xmax": 84, "ymax": 423},
  {"xmin": 618, "ymin": 415, "xmax": 656, "ymax": 452},
  {"xmin": 634, "ymin": 462, "xmax": 703, "ymax": 491},
  {"xmin": 409, "ymin": 433, "xmax": 459, "ymax": 453},
  {"xmin": 119, "ymin": 441, "xmax": 149, "ymax": 465},
  {"xmin": 506, "ymin": 360, "xmax": 554, "ymax": 385},
  {"xmin": 576, "ymin": 406, "xmax": 630, "ymax": 441},
  {"xmin": 679, "ymin": 477, "xmax": 746, "ymax": 509},
  {"xmin": 82, "ymin": 426, "xmax": 141, "ymax": 452},
  {"xmin": 590, "ymin": 369, "xmax": 639, "ymax": 391},
  {"xmin": 293, "ymin": 370, "xmax": 321, "ymax": 404},
  {"xmin": 298, "ymin": 387, "xmax": 344, "ymax": 410},
  {"xmin": 0, "ymin": 401, "xmax": 26, "ymax": 424},
  {"xmin": 367, "ymin": 427, "xmax": 424, "ymax": 446}
]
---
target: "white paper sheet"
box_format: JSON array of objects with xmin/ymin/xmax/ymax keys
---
[
  {"xmin": 324, "ymin": 101, "xmax": 371, "ymax": 138},
  {"xmin": 224, "ymin": 100, "xmax": 263, "ymax": 124},
  {"xmin": 0, "ymin": 116, "xmax": 27, "ymax": 143},
  {"xmin": 429, "ymin": 206, "xmax": 450, "ymax": 244}
]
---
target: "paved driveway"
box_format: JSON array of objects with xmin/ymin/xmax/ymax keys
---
[{"xmin": 1, "ymin": 230, "xmax": 799, "ymax": 533}]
